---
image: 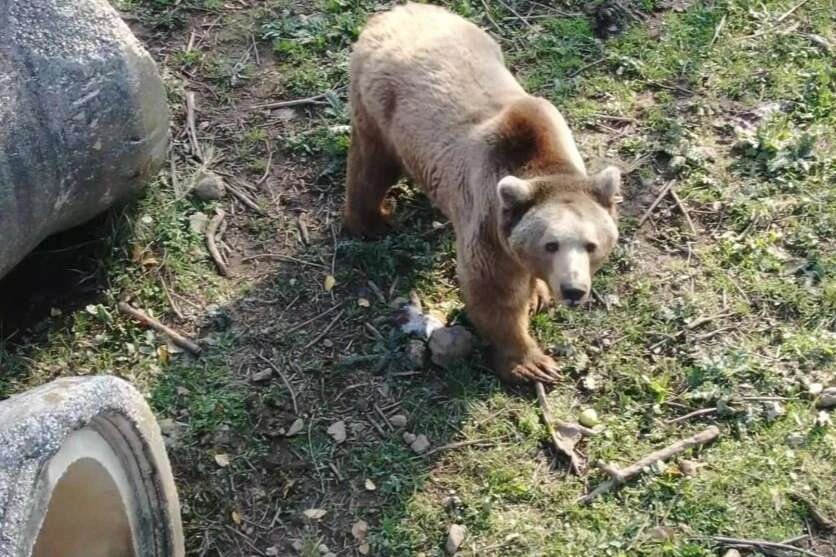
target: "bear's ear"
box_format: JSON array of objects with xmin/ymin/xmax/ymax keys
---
[
  {"xmin": 497, "ymin": 175, "xmax": 534, "ymax": 210},
  {"xmin": 592, "ymin": 166, "xmax": 622, "ymax": 206}
]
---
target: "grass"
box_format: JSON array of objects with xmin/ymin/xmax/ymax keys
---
[{"xmin": 1, "ymin": 0, "xmax": 834, "ymax": 555}]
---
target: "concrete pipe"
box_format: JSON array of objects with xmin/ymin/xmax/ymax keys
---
[{"xmin": 0, "ymin": 376, "xmax": 184, "ymax": 557}]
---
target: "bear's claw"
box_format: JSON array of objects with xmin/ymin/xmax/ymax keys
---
[
  {"xmin": 502, "ymin": 351, "xmax": 561, "ymax": 384},
  {"xmin": 529, "ymin": 279, "xmax": 552, "ymax": 314}
]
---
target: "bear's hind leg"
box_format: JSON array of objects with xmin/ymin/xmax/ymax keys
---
[{"xmin": 343, "ymin": 122, "xmax": 401, "ymax": 238}]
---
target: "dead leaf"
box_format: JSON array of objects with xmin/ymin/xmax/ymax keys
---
[
  {"xmin": 357, "ymin": 297, "xmax": 370, "ymax": 308},
  {"xmin": 231, "ymin": 510, "xmax": 242, "ymax": 525},
  {"xmin": 358, "ymin": 543, "xmax": 370, "ymax": 555},
  {"xmin": 352, "ymin": 519, "xmax": 369, "ymax": 541},
  {"xmin": 157, "ymin": 344, "xmax": 170, "ymax": 365},
  {"xmin": 324, "ymin": 275, "xmax": 336, "ymax": 291},
  {"xmin": 214, "ymin": 453, "xmax": 230, "ymax": 467},
  {"xmin": 364, "ymin": 478, "xmax": 376, "ymax": 491},
  {"xmin": 303, "ymin": 508, "xmax": 327, "ymax": 520},
  {"xmin": 327, "ymin": 420, "xmax": 347, "ymax": 443},
  {"xmin": 286, "ymin": 418, "xmax": 305, "ymax": 436}
]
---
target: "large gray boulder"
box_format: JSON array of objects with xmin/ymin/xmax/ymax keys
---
[
  {"xmin": 0, "ymin": 376, "xmax": 184, "ymax": 557},
  {"xmin": 0, "ymin": 0, "xmax": 169, "ymax": 278}
]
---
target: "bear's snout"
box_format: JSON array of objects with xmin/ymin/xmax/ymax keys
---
[{"xmin": 560, "ymin": 283, "xmax": 588, "ymax": 305}]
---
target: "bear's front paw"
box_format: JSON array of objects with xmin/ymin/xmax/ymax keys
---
[
  {"xmin": 529, "ymin": 280, "xmax": 552, "ymax": 314},
  {"xmin": 498, "ymin": 351, "xmax": 561, "ymax": 384}
]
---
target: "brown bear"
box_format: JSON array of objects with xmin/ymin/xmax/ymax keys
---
[{"xmin": 344, "ymin": 3, "xmax": 621, "ymax": 384}]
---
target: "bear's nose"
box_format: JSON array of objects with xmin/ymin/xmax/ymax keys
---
[{"xmin": 560, "ymin": 285, "xmax": 586, "ymax": 304}]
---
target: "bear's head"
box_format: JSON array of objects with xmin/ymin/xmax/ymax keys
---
[{"xmin": 497, "ymin": 167, "xmax": 621, "ymax": 305}]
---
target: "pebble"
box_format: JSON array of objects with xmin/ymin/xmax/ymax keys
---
[
  {"xmin": 816, "ymin": 387, "xmax": 836, "ymax": 409},
  {"xmin": 409, "ymin": 434, "xmax": 430, "ymax": 454},
  {"xmin": 250, "ymin": 369, "xmax": 273, "ymax": 384},
  {"xmin": 405, "ymin": 339, "xmax": 427, "ymax": 369},
  {"xmin": 445, "ymin": 524, "xmax": 466, "ymax": 555},
  {"xmin": 389, "ymin": 414, "xmax": 408, "ymax": 428},
  {"xmin": 193, "ymin": 171, "xmax": 226, "ymax": 200},
  {"xmin": 429, "ymin": 326, "xmax": 474, "ymax": 368}
]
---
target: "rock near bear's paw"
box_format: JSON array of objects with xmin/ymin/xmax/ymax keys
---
[{"xmin": 0, "ymin": 0, "xmax": 169, "ymax": 279}]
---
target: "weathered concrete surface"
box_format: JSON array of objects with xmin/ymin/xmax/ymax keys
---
[
  {"xmin": 0, "ymin": 0, "xmax": 169, "ymax": 278},
  {"xmin": 0, "ymin": 376, "xmax": 184, "ymax": 557}
]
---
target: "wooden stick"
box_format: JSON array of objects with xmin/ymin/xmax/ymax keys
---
[
  {"xmin": 246, "ymin": 92, "xmax": 331, "ymax": 111},
  {"xmin": 301, "ymin": 309, "xmax": 345, "ymax": 350},
  {"xmin": 185, "ymin": 91, "xmax": 203, "ymax": 161},
  {"xmin": 535, "ymin": 382, "xmax": 594, "ymax": 474},
  {"xmin": 788, "ymin": 491, "xmax": 836, "ymax": 532},
  {"xmin": 579, "ymin": 425, "xmax": 720, "ymax": 504},
  {"xmin": 118, "ymin": 302, "xmax": 201, "ymax": 355},
  {"xmin": 637, "ymin": 180, "xmax": 676, "ymax": 228},
  {"xmin": 241, "ymin": 253, "xmax": 327, "ymax": 270},
  {"xmin": 206, "ymin": 209, "xmax": 229, "ymax": 277},
  {"xmin": 665, "ymin": 407, "xmax": 717, "ymax": 425},
  {"xmin": 256, "ymin": 353, "xmax": 298, "ymax": 415},
  {"xmin": 670, "ymin": 187, "xmax": 697, "ymax": 234},
  {"xmin": 712, "ymin": 535, "xmax": 825, "ymax": 557},
  {"xmin": 285, "ymin": 303, "xmax": 343, "ymax": 335}
]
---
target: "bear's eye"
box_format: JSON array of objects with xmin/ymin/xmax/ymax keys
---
[
  {"xmin": 544, "ymin": 241, "xmax": 560, "ymax": 253},
  {"xmin": 586, "ymin": 242, "xmax": 597, "ymax": 253}
]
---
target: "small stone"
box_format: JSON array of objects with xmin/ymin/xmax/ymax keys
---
[
  {"xmin": 193, "ymin": 171, "xmax": 226, "ymax": 200},
  {"xmin": 786, "ymin": 432, "xmax": 806, "ymax": 448},
  {"xmin": 816, "ymin": 387, "xmax": 836, "ymax": 409},
  {"xmin": 322, "ymin": 338, "xmax": 333, "ymax": 348},
  {"xmin": 389, "ymin": 296, "xmax": 409, "ymax": 309},
  {"xmin": 250, "ymin": 369, "xmax": 273, "ymax": 384},
  {"xmin": 403, "ymin": 432, "xmax": 417, "ymax": 444},
  {"xmin": 678, "ymin": 459, "xmax": 698, "ymax": 477},
  {"xmin": 815, "ymin": 411, "xmax": 831, "ymax": 427},
  {"xmin": 722, "ymin": 550, "xmax": 741, "ymax": 557},
  {"xmin": 807, "ymin": 382, "xmax": 823, "ymax": 396},
  {"xmin": 442, "ymin": 495, "xmax": 462, "ymax": 510},
  {"xmin": 189, "ymin": 212, "xmax": 210, "ymax": 234},
  {"xmin": 318, "ymin": 544, "xmax": 329, "ymax": 555},
  {"xmin": 158, "ymin": 418, "xmax": 176, "ymax": 436},
  {"xmin": 649, "ymin": 526, "xmax": 674, "ymax": 541},
  {"xmin": 578, "ymin": 408, "xmax": 600, "ymax": 427},
  {"xmin": 291, "ymin": 541, "xmax": 303, "ymax": 552},
  {"xmin": 764, "ymin": 400, "xmax": 785, "ymax": 421},
  {"xmin": 389, "ymin": 414, "xmax": 408, "ymax": 428},
  {"xmin": 265, "ymin": 547, "xmax": 279, "ymax": 556},
  {"xmin": 286, "ymin": 418, "xmax": 304, "ymax": 437},
  {"xmin": 668, "ymin": 155, "xmax": 687, "ymax": 172},
  {"xmin": 358, "ymin": 544, "xmax": 370, "ymax": 555},
  {"xmin": 445, "ymin": 524, "xmax": 466, "ymax": 555},
  {"xmin": 327, "ymin": 420, "xmax": 347, "ymax": 444},
  {"xmin": 409, "ymin": 434, "xmax": 431, "ymax": 454},
  {"xmin": 405, "ymin": 339, "xmax": 427, "ymax": 369},
  {"xmin": 429, "ymin": 326, "xmax": 474, "ymax": 368}
]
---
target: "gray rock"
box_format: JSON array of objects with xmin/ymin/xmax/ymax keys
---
[
  {"xmin": 405, "ymin": 339, "xmax": 427, "ymax": 369},
  {"xmin": 409, "ymin": 434, "xmax": 431, "ymax": 454},
  {"xmin": 429, "ymin": 326, "xmax": 474, "ymax": 368},
  {"xmin": 0, "ymin": 0, "xmax": 169, "ymax": 279},
  {"xmin": 817, "ymin": 387, "xmax": 836, "ymax": 409},
  {"xmin": 192, "ymin": 171, "xmax": 226, "ymax": 200},
  {"xmin": 0, "ymin": 376, "xmax": 183, "ymax": 556},
  {"xmin": 445, "ymin": 524, "xmax": 466, "ymax": 554},
  {"xmin": 389, "ymin": 414, "xmax": 408, "ymax": 428}
]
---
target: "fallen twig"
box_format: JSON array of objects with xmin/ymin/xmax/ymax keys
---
[
  {"xmin": 665, "ymin": 407, "xmax": 717, "ymax": 425},
  {"xmin": 579, "ymin": 425, "xmax": 720, "ymax": 504},
  {"xmin": 185, "ymin": 91, "xmax": 203, "ymax": 161},
  {"xmin": 637, "ymin": 180, "xmax": 676, "ymax": 228},
  {"xmin": 709, "ymin": 13, "xmax": 726, "ymax": 47},
  {"xmin": 206, "ymin": 209, "xmax": 230, "ymax": 277},
  {"xmin": 117, "ymin": 302, "xmax": 201, "ymax": 355},
  {"xmin": 685, "ymin": 310, "xmax": 731, "ymax": 330},
  {"xmin": 494, "ymin": 0, "xmax": 534, "ymax": 29},
  {"xmin": 669, "ymin": 188, "xmax": 697, "ymax": 235},
  {"xmin": 257, "ymin": 142, "xmax": 272, "ymax": 186},
  {"xmin": 789, "ymin": 491, "xmax": 836, "ymax": 532},
  {"xmin": 535, "ymin": 382, "xmax": 595, "ymax": 474},
  {"xmin": 246, "ymin": 92, "xmax": 332, "ymax": 111},
  {"xmin": 285, "ymin": 303, "xmax": 344, "ymax": 335},
  {"xmin": 256, "ymin": 353, "xmax": 298, "ymax": 415},
  {"xmin": 301, "ymin": 309, "xmax": 345, "ymax": 350},
  {"xmin": 712, "ymin": 535, "xmax": 825, "ymax": 557},
  {"xmin": 226, "ymin": 181, "xmax": 265, "ymax": 215},
  {"xmin": 422, "ymin": 439, "xmax": 497, "ymax": 457},
  {"xmin": 242, "ymin": 252, "xmax": 327, "ymax": 269}
]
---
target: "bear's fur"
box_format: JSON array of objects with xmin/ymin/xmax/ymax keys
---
[{"xmin": 344, "ymin": 3, "xmax": 621, "ymax": 384}]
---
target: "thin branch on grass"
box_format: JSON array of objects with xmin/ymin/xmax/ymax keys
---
[
  {"xmin": 685, "ymin": 310, "xmax": 731, "ymax": 330},
  {"xmin": 226, "ymin": 181, "xmax": 265, "ymax": 215},
  {"xmin": 709, "ymin": 14, "xmax": 726, "ymax": 47},
  {"xmin": 185, "ymin": 91, "xmax": 203, "ymax": 161},
  {"xmin": 665, "ymin": 407, "xmax": 717, "ymax": 425},
  {"xmin": 422, "ymin": 439, "xmax": 497, "ymax": 457},
  {"xmin": 788, "ymin": 491, "xmax": 836, "ymax": 532},
  {"xmin": 637, "ymin": 180, "xmax": 676, "ymax": 228},
  {"xmin": 494, "ymin": 0, "xmax": 534, "ymax": 29},
  {"xmin": 256, "ymin": 352, "xmax": 298, "ymax": 415},
  {"xmin": 242, "ymin": 253, "xmax": 327, "ymax": 269},
  {"xmin": 712, "ymin": 535, "xmax": 825, "ymax": 557},
  {"xmin": 569, "ymin": 56, "xmax": 608, "ymax": 78},
  {"xmin": 256, "ymin": 141, "xmax": 272, "ymax": 186},
  {"xmin": 206, "ymin": 209, "xmax": 230, "ymax": 277},
  {"xmin": 301, "ymin": 309, "xmax": 345, "ymax": 350},
  {"xmin": 776, "ymin": 0, "xmax": 813, "ymax": 23},
  {"xmin": 579, "ymin": 425, "xmax": 720, "ymax": 504},
  {"xmin": 284, "ymin": 303, "xmax": 344, "ymax": 335},
  {"xmin": 669, "ymin": 188, "xmax": 697, "ymax": 234},
  {"xmin": 246, "ymin": 92, "xmax": 332, "ymax": 111},
  {"xmin": 158, "ymin": 274, "xmax": 184, "ymax": 320},
  {"xmin": 535, "ymin": 382, "xmax": 595, "ymax": 474},
  {"xmin": 118, "ymin": 302, "xmax": 201, "ymax": 355}
]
